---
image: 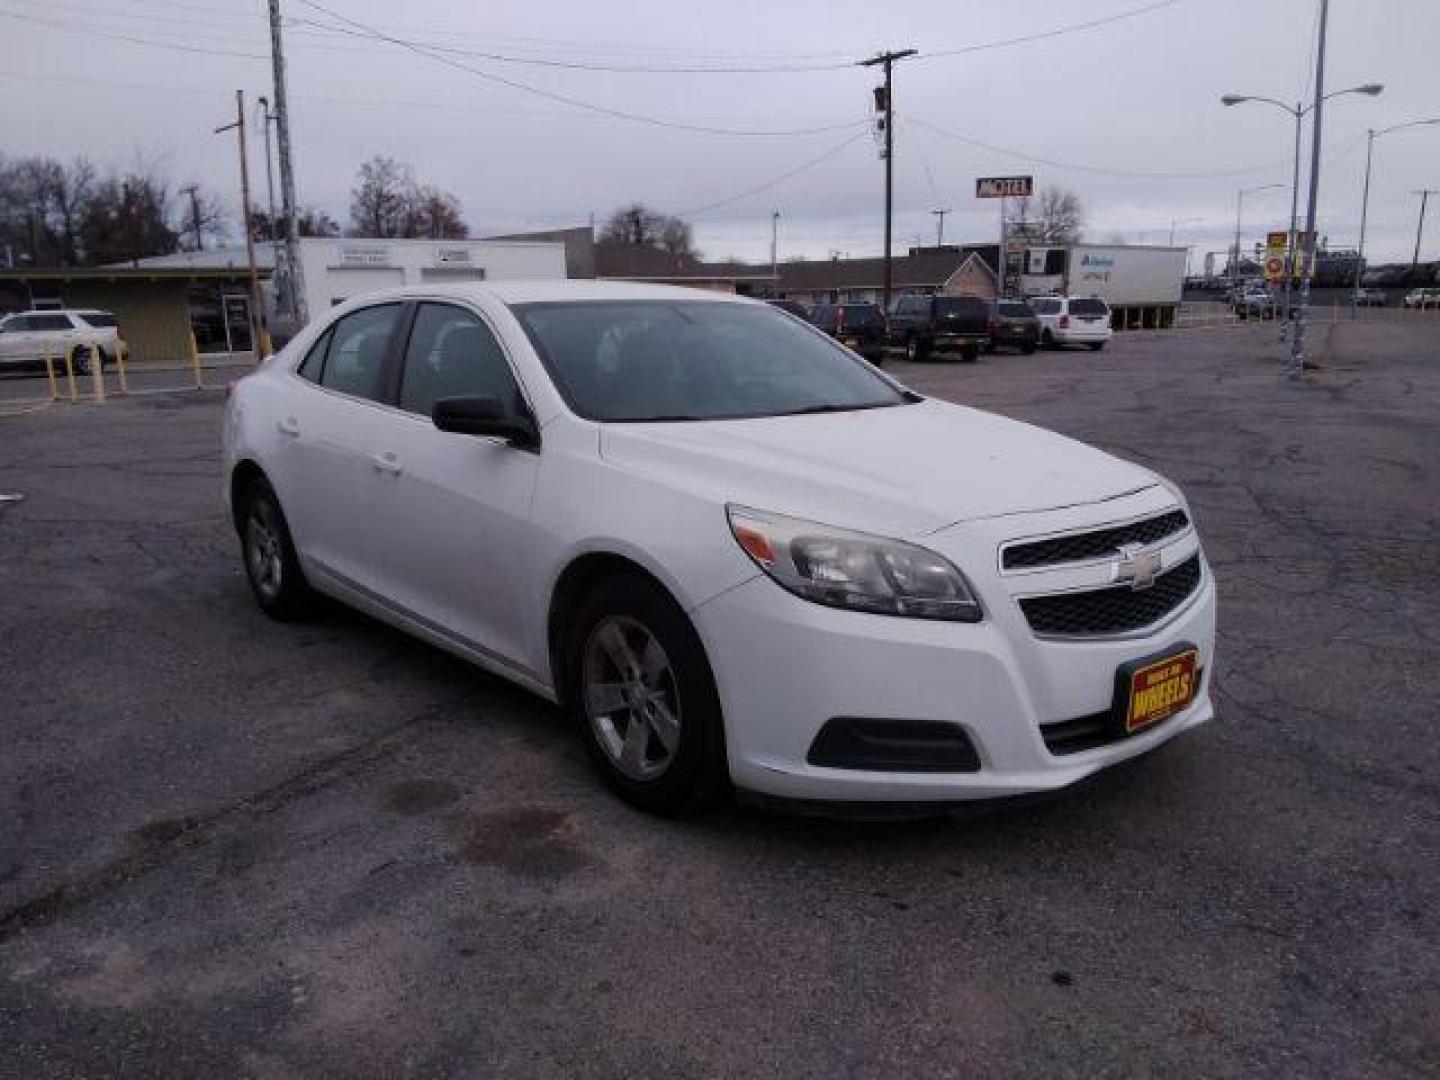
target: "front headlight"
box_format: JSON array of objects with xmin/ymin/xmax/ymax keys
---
[{"xmin": 727, "ymin": 505, "xmax": 983, "ymax": 622}]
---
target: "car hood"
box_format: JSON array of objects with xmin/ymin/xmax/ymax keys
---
[{"xmin": 598, "ymin": 398, "xmax": 1157, "ymax": 538}]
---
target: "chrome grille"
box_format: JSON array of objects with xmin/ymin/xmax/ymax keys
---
[
  {"xmin": 1019, "ymin": 555, "xmax": 1202, "ymax": 638},
  {"xmin": 1003, "ymin": 509, "xmax": 1189, "ymax": 571}
]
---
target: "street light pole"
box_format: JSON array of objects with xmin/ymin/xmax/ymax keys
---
[
  {"xmin": 1355, "ymin": 120, "xmax": 1440, "ymax": 306},
  {"xmin": 1291, "ymin": 0, "xmax": 1329, "ymax": 377},
  {"xmin": 1220, "ymin": 77, "xmax": 1381, "ymax": 357},
  {"xmin": 932, "ymin": 207, "xmax": 951, "ymax": 247},
  {"xmin": 1413, "ymin": 189, "xmax": 1437, "ymax": 279},
  {"xmin": 769, "ymin": 210, "xmax": 779, "ymax": 289},
  {"xmin": 859, "ymin": 48, "xmax": 916, "ymax": 314}
]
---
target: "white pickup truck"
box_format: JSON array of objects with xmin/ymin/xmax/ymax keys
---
[{"xmin": 0, "ymin": 309, "xmax": 126, "ymax": 373}]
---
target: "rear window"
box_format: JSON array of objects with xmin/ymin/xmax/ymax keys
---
[
  {"xmin": 933, "ymin": 297, "xmax": 987, "ymax": 318},
  {"xmin": 1069, "ymin": 298, "xmax": 1109, "ymax": 316},
  {"xmin": 76, "ymin": 311, "xmax": 119, "ymax": 328},
  {"xmin": 1030, "ymin": 298, "xmax": 1062, "ymax": 314},
  {"xmin": 838, "ymin": 305, "xmax": 884, "ymax": 327},
  {"xmin": 998, "ymin": 302, "xmax": 1033, "ymax": 317}
]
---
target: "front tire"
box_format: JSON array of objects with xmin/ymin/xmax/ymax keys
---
[
  {"xmin": 905, "ymin": 335, "xmax": 928, "ymax": 362},
  {"xmin": 1042, "ymin": 330, "xmax": 1058, "ymax": 350},
  {"xmin": 564, "ymin": 574, "xmax": 726, "ymax": 816},
  {"xmin": 239, "ymin": 475, "xmax": 316, "ymax": 621},
  {"xmin": 70, "ymin": 347, "xmax": 92, "ymax": 376},
  {"xmin": 1088, "ymin": 342, "xmax": 1106, "ymax": 351}
]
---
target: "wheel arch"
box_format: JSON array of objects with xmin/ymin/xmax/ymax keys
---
[
  {"xmin": 229, "ymin": 458, "xmax": 268, "ymax": 535},
  {"xmin": 546, "ymin": 549, "xmax": 691, "ymax": 702}
]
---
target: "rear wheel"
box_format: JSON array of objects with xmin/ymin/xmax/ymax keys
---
[
  {"xmin": 1022, "ymin": 342, "xmax": 1037, "ymax": 355},
  {"xmin": 70, "ymin": 347, "xmax": 92, "ymax": 375},
  {"xmin": 1089, "ymin": 341, "xmax": 1106, "ymax": 351},
  {"xmin": 564, "ymin": 574, "xmax": 726, "ymax": 816},
  {"xmin": 1042, "ymin": 330, "xmax": 1058, "ymax": 350},
  {"xmin": 239, "ymin": 475, "xmax": 316, "ymax": 621},
  {"xmin": 905, "ymin": 335, "xmax": 928, "ymax": 362},
  {"xmin": 961, "ymin": 346, "xmax": 980, "ymax": 362}
]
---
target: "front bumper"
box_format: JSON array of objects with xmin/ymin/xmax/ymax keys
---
[{"xmin": 692, "ymin": 489, "xmax": 1215, "ymax": 802}]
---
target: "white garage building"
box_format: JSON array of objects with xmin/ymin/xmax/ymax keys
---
[{"xmin": 122, "ymin": 235, "xmax": 568, "ymax": 347}]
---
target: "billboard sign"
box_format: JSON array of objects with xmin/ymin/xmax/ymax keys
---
[{"xmin": 976, "ymin": 176, "xmax": 1034, "ymax": 199}]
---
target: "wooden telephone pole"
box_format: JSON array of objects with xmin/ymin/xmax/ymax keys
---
[
  {"xmin": 859, "ymin": 49, "xmax": 916, "ymax": 313},
  {"xmin": 214, "ymin": 89, "xmax": 266, "ymax": 360}
]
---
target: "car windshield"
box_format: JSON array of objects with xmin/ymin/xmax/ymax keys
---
[
  {"xmin": 1030, "ymin": 298, "xmax": 1062, "ymax": 314},
  {"xmin": 1070, "ymin": 298, "xmax": 1109, "ymax": 316},
  {"xmin": 998, "ymin": 302, "xmax": 1033, "ymax": 317},
  {"xmin": 77, "ymin": 311, "xmax": 118, "ymax": 327},
  {"xmin": 512, "ymin": 300, "xmax": 912, "ymax": 423}
]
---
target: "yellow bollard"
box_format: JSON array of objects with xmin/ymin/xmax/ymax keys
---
[
  {"xmin": 113, "ymin": 341, "xmax": 129, "ymax": 395},
  {"xmin": 89, "ymin": 343, "xmax": 106, "ymax": 404},
  {"xmin": 43, "ymin": 345, "xmax": 58, "ymax": 401},
  {"xmin": 62, "ymin": 347, "xmax": 78, "ymax": 402},
  {"xmin": 188, "ymin": 330, "xmax": 205, "ymax": 390}
]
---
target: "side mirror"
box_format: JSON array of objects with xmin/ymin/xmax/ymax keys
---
[{"xmin": 432, "ymin": 395, "xmax": 540, "ymax": 451}]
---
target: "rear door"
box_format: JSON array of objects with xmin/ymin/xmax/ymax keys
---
[
  {"xmin": 269, "ymin": 302, "xmax": 405, "ymax": 593},
  {"xmin": 368, "ymin": 300, "xmax": 542, "ymax": 670},
  {"xmin": 931, "ymin": 296, "xmax": 990, "ymax": 337}
]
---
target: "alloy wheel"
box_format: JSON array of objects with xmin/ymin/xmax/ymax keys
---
[
  {"xmin": 245, "ymin": 500, "xmax": 285, "ymax": 602},
  {"xmin": 581, "ymin": 615, "xmax": 682, "ymax": 781}
]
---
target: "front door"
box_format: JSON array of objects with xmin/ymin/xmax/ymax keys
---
[
  {"xmin": 269, "ymin": 302, "xmax": 404, "ymax": 594},
  {"xmin": 367, "ymin": 301, "xmax": 542, "ymax": 673}
]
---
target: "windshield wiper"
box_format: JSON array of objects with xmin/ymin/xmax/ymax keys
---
[{"xmin": 778, "ymin": 401, "xmax": 902, "ymax": 417}]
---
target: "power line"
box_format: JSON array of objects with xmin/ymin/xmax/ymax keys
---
[
  {"xmin": 289, "ymin": 0, "xmax": 867, "ymax": 137},
  {"xmin": 903, "ymin": 114, "xmax": 1348, "ymax": 180},
  {"xmin": 920, "ymin": 0, "xmax": 1185, "ymax": 58},
  {"xmin": 0, "ymin": 5, "xmax": 268, "ymax": 58},
  {"xmin": 674, "ymin": 131, "xmax": 869, "ymax": 218}
]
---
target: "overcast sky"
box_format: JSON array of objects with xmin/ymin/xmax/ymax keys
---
[{"xmin": 4, "ymin": 0, "xmax": 1437, "ymax": 267}]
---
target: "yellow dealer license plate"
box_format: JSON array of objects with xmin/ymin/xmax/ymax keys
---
[{"xmin": 1123, "ymin": 648, "xmax": 1198, "ymax": 734}]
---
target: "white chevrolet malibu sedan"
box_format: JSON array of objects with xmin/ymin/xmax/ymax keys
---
[{"xmin": 223, "ymin": 282, "xmax": 1215, "ymax": 814}]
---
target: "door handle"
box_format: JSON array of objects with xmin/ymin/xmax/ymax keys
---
[
  {"xmin": 371, "ymin": 452, "xmax": 404, "ymax": 476},
  {"xmin": 277, "ymin": 416, "xmax": 300, "ymax": 437}
]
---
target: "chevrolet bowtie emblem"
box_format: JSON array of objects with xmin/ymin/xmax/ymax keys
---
[{"xmin": 1113, "ymin": 542, "xmax": 1162, "ymax": 590}]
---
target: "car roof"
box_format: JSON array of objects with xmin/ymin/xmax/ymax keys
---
[{"xmin": 350, "ymin": 279, "xmax": 768, "ymax": 307}]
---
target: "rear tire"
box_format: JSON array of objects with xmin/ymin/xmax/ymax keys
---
[
  {"xmin": 1089, "ymin": 342, "xmax": 1106, "ymax": 351},
  {"xmin": 70, "ymin": 347, "xmax": 92, "ymax": 376},
  {"xmin": 239, "ymin": 474, "xmax": 316, "ymax": 621},
  {"xmin": 905, "ymin": 335, "xmax": 929, "ymax": 362},
  {"xmin": 563, "ymin": 573, "xmax": 727, "ymax": 816},
  {"xmin": 1022, "ymin": 342, "xmax": 1037, "ymax": 355},
  {"xmin": 1042, "ymin": 330, "xmax": 1058, "ymax": 350},
  {"xmin": 961, "ymin": 346, "xmax": 979, "ymax": 363}
]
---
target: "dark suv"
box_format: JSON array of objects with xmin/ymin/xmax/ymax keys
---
[
  {"xmin": 887, "ymin": 294, "xmax": 990, "ymax": 361},
  {"xmin": 988, "ymin": 299, "xmax": 1040, "ymax": 354},
  {"xmin": 807, "ymin": 303, "xmax": 888, "ymax": 364}
]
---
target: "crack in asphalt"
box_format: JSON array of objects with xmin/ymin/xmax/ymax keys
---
[{"xmin": 0, "ymin": 708, "xmax": 448, "ymax": 944}]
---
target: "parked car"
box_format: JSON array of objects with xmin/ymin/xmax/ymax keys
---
[
  {"xmin": 807, "ymin": 302, "xmax": 887, "ymax": 363},
  {"xmin": 225, "ymin": 282, "xmax": 1215, "ymax": 814},
  {"xmin": 1233, "ymin": 288, "xmax": 1278, "ymax": 320},
  {"xmin": 988, "ymin": 299, "xmax": 1040, "ymax": 354},
  {"xmin": 1029, "ymin": 296, "xmax": 1113, "ymax": 350},
  {"xmin": 1354, "ymin": 288, "xmax": 1387, "ymax": 307},
  {"xmin": 765, "ymin": 299, "xmax": 809, "ymax": 319},
  {"xmin": 1402, "ymin": 287, "xmax": 1440, "ymax": 309},
  {"xmin": 887, "ymin": 293, "xmax": 990, "ymax": 361},
  {"xmin": 0, "ymin": 308, "xmax": 126, "ymax": 373}
]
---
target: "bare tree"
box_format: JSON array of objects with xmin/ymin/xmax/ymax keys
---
[
  {"xmin": 176, "ymin": 183, "xmax": 228, "ymax": 251},
  {"xmin": 348, "ymin": 156, "xmax": 468, "ymax": 239},
  {"xmin": 599, "ymin": 202, "xmax": 697, "ymax": 257},
  {"xmin": 80, "ymin": 171, "xmax": 180, "ymax": 265},
  {"xmin": 1006, "ymin": 187, "xmax": 1085, "ymax": 245},
  {"xmin": 250, "ymin": 204, "xmax": 340, "ymax": 242}
]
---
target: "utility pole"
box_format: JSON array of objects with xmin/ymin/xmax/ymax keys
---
[
  {"xmin": 257, "ymin": 96, "xmax": 280, "ymax": 244},
  {"xmin": 859, "ymin": 48, "xmax": 916, "ymax": 313},
  {"xmin": 215, "ymin": 90, "xmax": 265, "ymax": 360},
  {"xmin": 1291, "ymin": 0, "xmax": 1328, "ymax": 377},
  {"xmin": 180, "ymin": 183, "xmax": 203, "ymax": 251},
  {"xmin": 268, "ymin": 0, "xmax": 306, "ymax": 326},
  {"xmin": 931, "ymin": 207, "xmax": 950, "ymax": 247},
  {"xmin": 1411, "ymin": 189, "xmax": 1436, "ymax": 278},
  {"xmin": 770, "ymin": 210, "xmax": 780, "ymax": 290}
]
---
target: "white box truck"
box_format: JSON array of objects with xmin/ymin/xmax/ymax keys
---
[{"xmin": 1020, "ymin": 244, "xmax": 1187, "ymax": 328}]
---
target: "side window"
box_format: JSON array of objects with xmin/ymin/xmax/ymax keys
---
[
  {"xmin": 6, "ymin": 315, "xmax": 35, "ymax": 332},
  {"xmin": 320, "ymin": 304, "xmax": 401, "ymax": 401},
  {"xmin": 296, "ymin": 328, "xmax": 331, "ymax": 383},
  {"xmin": 399, "ymin": 303, "xmax": 522, "ymax": 419}
]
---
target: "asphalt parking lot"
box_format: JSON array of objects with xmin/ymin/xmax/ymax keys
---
[{"xmin": 2, "ymin": 320, "xmax": 1437, "ymax": 1078}]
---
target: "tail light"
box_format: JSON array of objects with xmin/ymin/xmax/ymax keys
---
[
  {"xmin": 836, "ymin": 307, "xmax": 846, "ymax": 332},
  {"xmin": 116, "ymin": 324, "xmax": 126, "ymax": 341},
  {"xmin": 1059, "ymin": 314, "xmax": 1071, "ymax": 329}
]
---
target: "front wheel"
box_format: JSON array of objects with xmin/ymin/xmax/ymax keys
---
[
  {"xmin": 961, "ymin": 346, "xmax": 979, "ymax": 363},
  {"xmin": 70, "ymin": 348, "xmax": 92, "ymax": 376},
  {"xmin": 1022, "ymin": 342, "xmax": 1037, "ymax": 355},
  {"xmin": 905, "ymin": 335, "xmax": 928, "ymax": 362},
  {"xmin": 239, "ymin": 475, "xmax": 316, "ymax": 621},
  {"xmin": 565, "ymin": 574, "xmax": 726, "ymax": 816},
  {"xmin": 1089, "ymin": 342, "xmax": 1106, "ymax": 351}
]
